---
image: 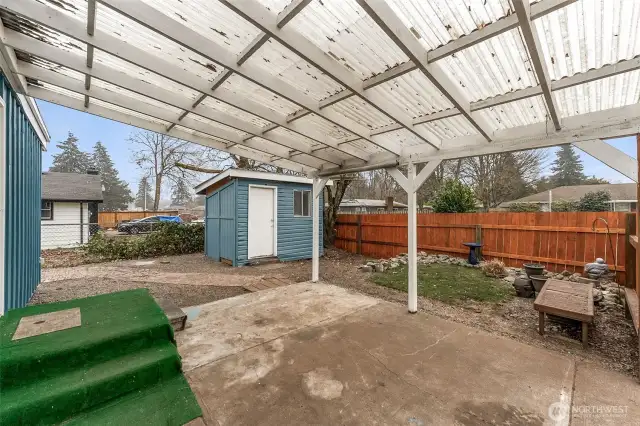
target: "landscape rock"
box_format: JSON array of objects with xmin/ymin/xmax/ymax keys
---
[
  {"xmin": 561, "ymin": 270, "xmax": 572, "ymax": 277},
  {"xmin": 593, "ymin": 289, "xmax": 603, "ymax": 303},
  {"xmin": 373, "ymin": 263, "xmax": 385, "ymax": 273},
  {"xmin": 359, "ymin": 266, "xmax": 373, "ymax": 273}
]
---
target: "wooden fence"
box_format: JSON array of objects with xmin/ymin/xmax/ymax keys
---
[
  {"xmin": 98, "ymin": 210, "xmax": 179, "ymax": 229},
  {"xmin": 335, "ymin": 211, "xmax": 629, "ymax": 285}
]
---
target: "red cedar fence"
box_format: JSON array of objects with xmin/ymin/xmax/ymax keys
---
[{"xmin": 335, "ymin": 212, "xmax": 630, "ymax": 285}]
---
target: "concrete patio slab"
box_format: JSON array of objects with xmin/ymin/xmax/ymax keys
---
[{"xmin": 179, "ymin": 282, "xmax": 638, "ymax": 425}]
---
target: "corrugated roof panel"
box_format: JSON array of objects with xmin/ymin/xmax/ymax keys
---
[
  {"xmin": 33, "ymin": 81, "xmax": 83, "ymax": 101},
  {"xmin": 268, "ymin": 127, "xmax": 319, "ymax": 149},
  {"xmin": 437, "ymin": 28, "xmax": 538, "ymax": 103},
  {"xmin": 416, "ymin": 115, "xmax": 479, "ymax": 140},
  {"xmin": 536, "ymin": 0, "xmax": 640, "ymax": 81},
  {"xmin": 554, "ymin": 70, "xmax": 640, "ymax": 117},
  {"xmin": 385, "ymin": 0, "xmax": 514, "ymax": 51},
  {"xmin": 286, "ymin": 0, "xmax": 409, "ymax": 79},
  {"xmin": 18, "ymin": 55, "xmax": 85, "ymax": 81},
  {"xmin": 187, "ymin": 114, "xmax": 248, "ymax": 138},
  {"xmin": 140, "ymin": 0, "xmax": 260, "ymax": 55},
  {"xmin": 94, "ymin": 2, "xmax": 225, "ymax": 83},
  {"xmin": 199, "ymin": 96, "xmax": 272, "ymax": 128},
  {"xmin": 174, "ymin": 125, "xmax": 234, "ymax": 146},
  {"xmin": 90, "ymin": 97, "xmax": 170, "ymax": 126},
  {"xmin": 245, "ymin": 39, "xmax": 345, "ymax": 101},
  {"xmin": 367, "ymin": 69, "xmax": 454, "ymax": 118},
  {"xmin": 255, "ymin": 0, "xmax": 292, "ymax": 14},
  {"xmin": 372, "ymin": 128, "xmax": 428, "ymax": 148},
  {"xmin": 345, "ymin": 139, "xmax": 385, "ymax": 155},
  {"xmin": 327, "ymin": 97, "xmax": 395, "ymax": 130},
  {"xmin": 475, "ymin": 95, "xmax": 548, "ymax": 131},
  {"xmin": 92, "ymin": 79, "xmax": 183, "ymax": 115},
  {"xmin": 293, "ymin": 114, "xmax": 356, "ymax": 140},
  {"xmin": 223, "ymin": 74, "xmax": 300, "ymax": 116},
  {"xmin": 93, "ymin": 50, "xmax": 201, "ymax": 102}
]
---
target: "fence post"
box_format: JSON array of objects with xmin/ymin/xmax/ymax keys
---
[
  {"xmin": 356, "ymin": 215, "xmax": 362, "ymax": 255},
  {"xmin": 625, "ymin": 213, "xmax": 636, "ymax": 289},
  {"xmin": 475, "ymin": 224, "xmax": 482, "ymax": 260}
]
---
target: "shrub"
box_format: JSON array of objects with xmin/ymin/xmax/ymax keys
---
[
  {"xmin": 507, "ymin": 203, "xmax": 541, "ymax": 212},
  {"xmin": 432, "ymin": 179, "xmax": 476, "ymax": 213},
  {"xmin": 86, "ymin": 223, "xmax": 204, "ymax": 260},
  {"xmin": 551, "ymin": 200, "xmax": 578, "ymax": 212},
  {"xmin": 576, "ymin": 190, "xmax": 611, "ymax": 212},
  {"xmin": 481, "ymin": 259, "xmax": 507, "ymax": 278}
]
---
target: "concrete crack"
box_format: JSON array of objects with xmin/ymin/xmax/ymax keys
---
[{"xmin": 400, "ymin": 329, "xmax": 458, "ymax": 357}]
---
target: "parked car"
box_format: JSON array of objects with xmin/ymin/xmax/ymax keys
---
[{"xmin": 117, "ymin": 216, "xmax": 182, "ymax": 234}]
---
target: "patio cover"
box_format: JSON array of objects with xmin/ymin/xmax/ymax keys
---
[{"xmin": 0, "ymin": 0, "xmax": 638, "ymax": 311}]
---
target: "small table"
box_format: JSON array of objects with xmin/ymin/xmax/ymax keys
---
[
  {"xmin": 534, "ymin": 279, "xmax": 594, "ymax": 348},
  {"xmin": 462, "ymin": 242, "xmax": 482, "ymax": 265}
]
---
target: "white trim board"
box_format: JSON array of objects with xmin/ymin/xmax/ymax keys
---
[{"xmin": 195, "ymin": 169, "xmax": 332, "ymax": 195}]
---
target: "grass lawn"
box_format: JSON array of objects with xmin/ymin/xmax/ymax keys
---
[{"xmin": 370, "ymin": 263, "xmax": 513, "ymax": 305}]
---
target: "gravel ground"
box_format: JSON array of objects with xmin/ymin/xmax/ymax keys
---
[{"xmin": 34, "ymin": 247, "xmax": 638, "ymax": 378}]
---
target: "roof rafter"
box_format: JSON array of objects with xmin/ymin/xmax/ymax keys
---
[
  {"xmin": 220, "ymin": 0, "xmax": 442, "ymax": 150},
  {"xmin": 0, "ymin": 0, "xmax": 371, "ymax": 163},
  {"xmin": 83, "ymin": 0, "xmax": 96, "ymax": 108},
  {"xmin": 357, "ymin": 0, "xmax": 493, "ymax": 141},
  {"xmin": 17, "ymin": 60, "xmax": 337, "ymax": 168},
  {"xmin": 95, "ymin": 0, "xmax": 401, "ymax": 156},
  {"xmin": 513, "ymin": 0, "xmax": 562, "ymax": 131},
  {"xmin": 287, "ymin": 0, "xmax": 576, "ymax": 126},
  {"xmin": 27, "ymin": 85, "xmax": 313, "ymax": 173}
]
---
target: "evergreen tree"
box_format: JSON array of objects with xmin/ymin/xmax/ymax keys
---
[
  {"xmin": 135, "ymin": 177, "xmax": 155, "ymax": 210},
  {"xmin": 49, "ymin": 132, "xmax": 94, "ymax": 173},
  {"xmin": 92, "ymin": 141, "xmax": 133, "ymax": 211},
  {"xmin": 170, "ymin": 179, "xmax": 193, "ymax": 206},
  {"xmin": 550, "ymin": 145, "xmax": 586, "ymax": 186}
]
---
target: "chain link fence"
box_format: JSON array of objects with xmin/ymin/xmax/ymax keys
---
[{"xmin": 41, "ymin": 223, "xmax": 101, "ymax": 250}]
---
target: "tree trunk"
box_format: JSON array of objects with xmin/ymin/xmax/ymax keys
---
[
  {"xmin": 153, "ymin": 175, "xmax": 162, "ymax": 210},
  {"xmin": 323, "ymin": 176, "xmax": 351, "ymax": 245}
]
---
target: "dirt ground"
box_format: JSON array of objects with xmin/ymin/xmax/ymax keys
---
[{"xmin": 34, "ymin": 247, "xmax": 638, "ymax": 379}]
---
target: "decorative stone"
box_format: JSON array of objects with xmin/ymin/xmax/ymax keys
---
[
  {"xmin": 593, "ymin": 289, "xmax": 603, "ymax": 303},
  {"xmin": 13, "ymin": 308, "xmax": 81, "ymax": 340},
  {"xmin": 373, "ymin": 263, "xmax": 385, "ymax": 273},
  {"xmin": 360, "ymin": 266, "xmax": 373, "ymax": 272}
]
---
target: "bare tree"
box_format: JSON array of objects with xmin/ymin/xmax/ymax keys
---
[
  {"xmin": 129, "ymin": 131, "xmax": 205, "ymax": 210},
  {"xmin": 324, "ymin": 175, "xmax": 356, "ymax": 244},
  {"xmin": 460, "ymin": 150, "xmax": 546, "ymax": 210}
]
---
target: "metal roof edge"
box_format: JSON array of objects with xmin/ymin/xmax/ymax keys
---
[{"xmin": 195, "ymin": 169, "xmax": 332, "ymax": 195}]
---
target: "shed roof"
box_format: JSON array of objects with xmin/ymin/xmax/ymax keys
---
[
  {"xmin": 42, "ymin": 172, "xmax": 103, "ymax": 201},
  {"xmin": 1, "ymin": 0, "xmax": 639, "ymax": 176},
  {"xmin": 195, "ymin": 169, "xmax": 330, "ymax": 194},
  {"xmin": 503, "ymin": 183, "xmax": 637, "ymax": 205}
]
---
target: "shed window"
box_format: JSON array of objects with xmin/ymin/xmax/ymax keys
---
[
  {"xmin": 41, "ymin": 201, "xmax": 53, "ymax": 220},
  {"xmin": 294, "ymin": 190, "xmax": 311, "ymax": 217}
]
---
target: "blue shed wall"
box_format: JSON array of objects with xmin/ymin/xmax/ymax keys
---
[
  {"xmin": 2, "ymin": 74, "xmax": 42, "ymax": 312},
  {"xmin": 205, "ymin": 181, "xmax": 236, "ymax": 265},
  {"xmin": 236, "ymin": 179, "xmax": 323, "ymax": 266}
]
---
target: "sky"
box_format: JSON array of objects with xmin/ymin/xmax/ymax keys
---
[{"xmin": 37, "ymin": 100, "xmax": 637, "ymax": 195}]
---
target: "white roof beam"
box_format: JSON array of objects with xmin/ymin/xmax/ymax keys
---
[
  {"xmin": 357, "ymin": 0, "xmax": 493, "ymax": 141},
  {"xmin": 513, "ymin": 0, "xmax": 562, "ymax": 131},
  {"xmin": 0, "ymin": 3, "xmax": 368, "ymax": 162},
  {"xmin": 220, "ymin": 0, "xmax": 440, "ymax": 150},
  {"xmin": 0, "ymin": 24, "xmax": 28, "ymax": 95},
  {"xmin": 572, "ymin": 140, "xmax": 637, "ymax": 182},
  {"xmin": 27, "ymin": 86, "xmax": 312, "ymax": 174},
  {"xmin": 17, "ymin": 62, "xmax": 338, "ymax": 167},
  {"xmin": 320, "ymin": 103, "xmax": 640, "ymax": 173},
  {"xmin": 84, "ymin": 0, "xmax": 96, "ymax": 107},
  {"xmin": 95, "ymin": 0, "xmax": 400, "ymax": 155},
  {"xmin": 277, "ymin": 0, "xmax": 311, "ymax": 28}
]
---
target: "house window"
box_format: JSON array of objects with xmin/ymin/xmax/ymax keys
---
[
  {"xmin": 41, "ymin": 201, "xmax": 53, "ymax": 220},
  {"xmin": 293, "ymin": 190, "xmax": 311, "ymax": 217}
]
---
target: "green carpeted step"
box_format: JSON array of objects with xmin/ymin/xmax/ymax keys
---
[
  {"xmin": 63, "ymin": 375, "xmax": 202, "ymax": 426},
  {"xmin": 0, "ymin": 342, "xmax": 181, "ymax": 426},
  {"xmin": 0, "ymin": 289, "xmax": 175, "ymax": 388}
]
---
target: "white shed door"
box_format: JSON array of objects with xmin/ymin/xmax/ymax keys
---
[{"xmin": 248, "ymin": 186, "xmax": 275, "ymax": 259}]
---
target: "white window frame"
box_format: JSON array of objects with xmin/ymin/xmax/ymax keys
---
[
  {"xmin": 41, "ymin": 200, "xmax": 53, "ymax": 220},
  {"xmin": 293, "ymin": 189, "xmax": 311, "ymax": 217}
]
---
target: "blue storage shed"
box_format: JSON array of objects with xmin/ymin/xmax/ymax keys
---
[
  {"xmin": 0, "ymin": 72, "xmax": 50, "ymax": 314},
  {"xmin": 195, "ymin": 170, "xmax": 325, "ymax": 266}
]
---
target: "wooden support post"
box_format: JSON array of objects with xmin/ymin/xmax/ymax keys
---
[
  {"xmin": 312, "ymin": 178, "xmax": 320, "ymax": 282},
  {"xmin": 625, "ymin": 213, "xmax": 636, "ymax": 290},
  {"xmin": 475, "ymin": 224, "xmax": 482, "ymax": 261},
  {"xmin": 356, "ymin": 215, "xmax": 362, "ymax": 255},
  {"xmin": 407, "ymin": 162, "xmax": 418, "ymax": 313},
  {"xmin": 636, "ymin": 134, "xmax": 640, "ymax": 323}
]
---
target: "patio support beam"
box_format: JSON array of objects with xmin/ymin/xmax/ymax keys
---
[
  {"xmin": 27, "ymin": 86, "xmax": 312, "ymax": 174},
  {"xmin": 311, "ymin": 177, "xmax": 328, "ymax": 282},
  {"xmin": 357, "ymin": 0, "xmax": 492, "ymax": 141},
  {"xmin": 220, "ymin": 0, "xmax": 440, "ymax": 150},
  {"xmin": 572, "ymin": 140, "xmax": 638, "ymax": 182},
  {"xmin": 84, "ymin": 0, "xmax": 96, "ymax": 108},
  {"xmin": 387, "ymin": 160, "xmax": 441, "ymax": 313},
  {"xmin": 294, "ymin": 0, "xmax": 577, "ymax": 125},
  {"xmin": 513, "ymin": 0, "xmax": 562, "ymax": 131}
]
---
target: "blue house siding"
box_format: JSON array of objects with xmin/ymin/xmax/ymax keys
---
[
  {"xmin": 2, "ymin": 75, "xmax": 42, "ymax": 312},
  {"xmin": 236, "ymin": 179, "xmax": 323, "ymax": 266},
  {"xmin": 205, "ymin": 181, "xmax": 236, "ymax": 265}
]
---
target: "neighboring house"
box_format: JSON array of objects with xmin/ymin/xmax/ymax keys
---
[
  {"xmin": 41, "ymin": 171, "xmax": 103, "ymax": 250},
  {"xmin": 195, "ymin": 170, "xmax": 325, "ymax": 266},
  {"xmin": 0, "ymin": 73, "xmax": 50, "ymax": 313},
  {"xmin": 500, "ymin": 183, "xmax": 637, "ymax": 212},
  {"xmin": 338, "ymin": 199, "xmax": 408, "ymax": 213}
]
